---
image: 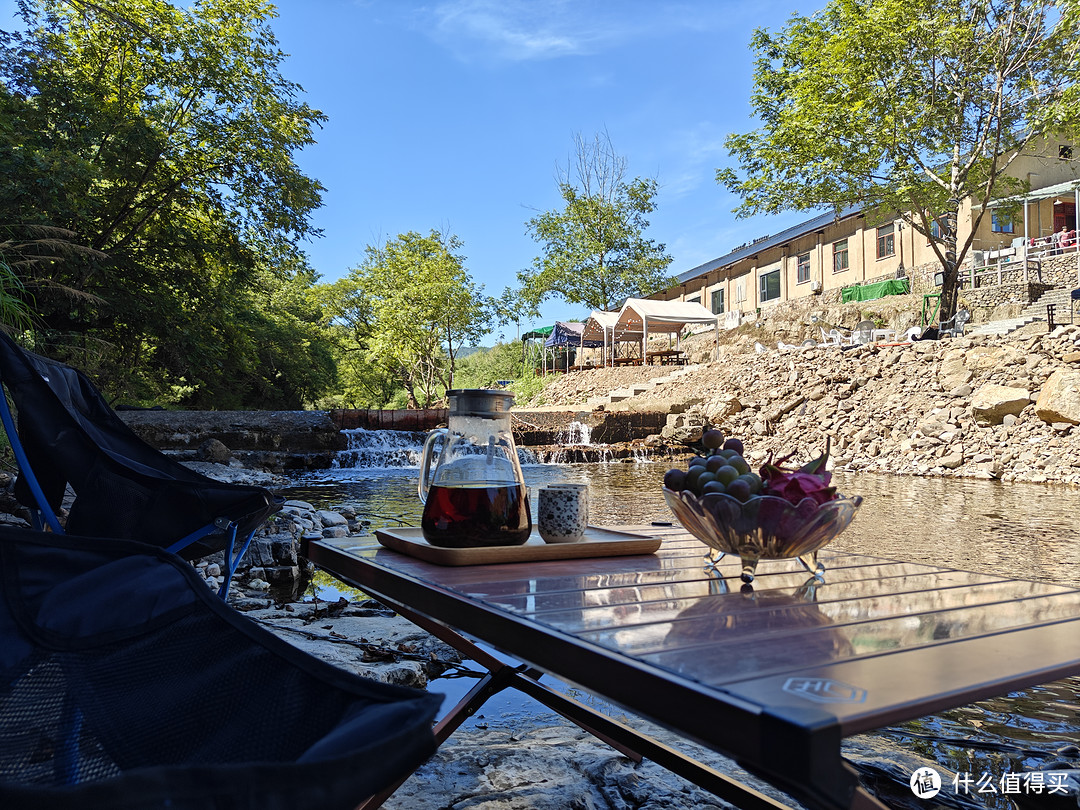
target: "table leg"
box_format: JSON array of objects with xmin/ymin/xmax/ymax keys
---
[{"xmin": 358, "ymin": 594, "xmax": 803, "ymax": 810}]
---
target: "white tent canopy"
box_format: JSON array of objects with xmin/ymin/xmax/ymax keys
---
[
  {"xmin": 614, "ymin": 298, "xmax": 720, "ymax": 362},
  {"xmin": 581, "ymin": 310, "xmax": 642, "ymax": 367}
]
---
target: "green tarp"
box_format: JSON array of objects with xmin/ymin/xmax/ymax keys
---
[
  {"xmin": 840, "ymin": 278, "xmax": 910, "ymax": 303},
  {"xmin": 521, "ymin": 325, "xmax": 554, "ymax": 341}
]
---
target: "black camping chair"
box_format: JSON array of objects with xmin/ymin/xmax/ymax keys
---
[
  {"xmin": 0, "ymin": 526, "xmax": 442, "ymax": 810},
  {"xmin": 0, "ymin": 330, "xmax": 281, "ymax": 597}
]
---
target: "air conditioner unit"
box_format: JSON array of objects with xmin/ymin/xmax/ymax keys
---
[{"xmin": 809, "ymin": 280, "xmax": 822, "ymax": 293}]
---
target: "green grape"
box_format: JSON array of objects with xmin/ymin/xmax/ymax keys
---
[
  {"xmin": 688, "ymin": 455, "xmax": 708, "ymax": 468},
  {"xmin": 705, "ymin": 456, "xmax": 727, "ymax": 473},
  {"xmin": 726, "ymin": 478, "xmax": 752, "ymax": 502},
  {"xmin": 693, "ymin": 471, "xmax": 717, "ymax": 495},
  {"xmin": 702, "ymin": 480, "xmax": 727, "ymax": 495},
  {"xmin": 737, "ymin": 472, "xmax": 762, "ymax": 494},
  {"xmin": 714, "ymin": 465, "xmax": 739, "ymax": 486},
  {"xmin": 730, "ymin": 456, "xmax": 750, "ymax": 476},
  {"xmin": 684, "ymin": 466, "xmax": 706, "ymax": 490}
]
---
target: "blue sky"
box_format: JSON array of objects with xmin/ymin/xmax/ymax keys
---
[{"xmin": 1, "ymin": 0, "xmax": 817, "ymax": 339}]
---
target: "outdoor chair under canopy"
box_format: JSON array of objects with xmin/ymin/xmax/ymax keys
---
[
  {"xmin": 0, "ymin": 525, "xmax": 442, "ymax": 810},
  {"xmin": 0, "ymin": 330, "xmax": 282, "ymax": 596}
]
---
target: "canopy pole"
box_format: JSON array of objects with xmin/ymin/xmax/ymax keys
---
[{"xmin": 1023, "ymin": 199, "xmax": 1030, "ymax": 284}]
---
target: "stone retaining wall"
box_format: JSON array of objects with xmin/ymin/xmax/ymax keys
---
[
  {"xmin": 119, "ymin": 407, "xmax": 671, "ymax": 468},
  {"xmin": 329, "ymin": 408, "xmax": 448, "ymax": 431}
]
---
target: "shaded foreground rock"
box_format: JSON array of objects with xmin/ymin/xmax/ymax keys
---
[{"xmin": 245, "ymin": 600, "xmax": 464, "ymax": 689}]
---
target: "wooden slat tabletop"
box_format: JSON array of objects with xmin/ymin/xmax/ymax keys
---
[{"xmin": 309, "ymin": 526, "xmax": 1080, "ymax": 808}]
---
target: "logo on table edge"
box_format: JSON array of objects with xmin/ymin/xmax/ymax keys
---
[{"xmin": 782, "ymin": 677, "xmax": 867, "ymax": 704}]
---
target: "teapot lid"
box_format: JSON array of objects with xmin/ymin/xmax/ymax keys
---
[{"xmin": 446, "ymin": 388, "xmax": 515, "ymax": 417}]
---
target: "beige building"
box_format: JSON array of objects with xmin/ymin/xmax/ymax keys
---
[{"xmin": 658, "ymin": 137, "xmax": 1080, "ymax": 325}]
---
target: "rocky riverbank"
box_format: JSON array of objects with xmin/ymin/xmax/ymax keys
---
[{"xmin": 531, "ymin": 320, "xmax": 1080, "ymax": 486}]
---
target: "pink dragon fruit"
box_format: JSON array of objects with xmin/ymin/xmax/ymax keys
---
[{"xmin": 759, "ymin": 439, "xmax": 837, "ymax": 506}]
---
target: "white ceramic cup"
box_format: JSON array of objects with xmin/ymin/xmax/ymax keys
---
[{"xmin": 537, "ymin": 484, "xmax": 589, "ymax": 543}]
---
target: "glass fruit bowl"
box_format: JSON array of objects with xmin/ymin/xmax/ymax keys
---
[{"xmin": 663, "ymin": 487, "xmax": 862, "ymax": 583}]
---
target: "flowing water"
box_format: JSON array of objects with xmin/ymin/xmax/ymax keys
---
[{"xmin": 282, "ymin": 428, "xmax": 1080, "ymax": 809}]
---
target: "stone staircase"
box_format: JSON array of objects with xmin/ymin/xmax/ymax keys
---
[
  {"xmin": 967, "ymin": 286, "xmax": 1074, "ymax": 338},
  {"xmin": 586, "ymin": 364, "xmax": 703, "ymax": 409}
]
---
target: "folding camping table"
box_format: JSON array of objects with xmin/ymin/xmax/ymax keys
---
[{"xmin": 306, "ymin": 526, "xmax": 1080, "ymax": 810}]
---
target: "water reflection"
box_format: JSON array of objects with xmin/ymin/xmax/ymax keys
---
[{"xmin": 285, "ymin": 463, "xmax": 1080, "ymax": 588}]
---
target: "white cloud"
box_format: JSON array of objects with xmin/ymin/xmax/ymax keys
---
[
  {"xmin": 424, "ymin": 0, "xmax": 604, "ymax": 61},
  {"xmin": 417, "ymin": 0, "xmax": 744, "ymax": 64}
]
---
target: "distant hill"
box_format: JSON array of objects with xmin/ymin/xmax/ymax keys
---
[{"xmin": 457, "ymin": 346, "xmax": 489, "ymax": 358}]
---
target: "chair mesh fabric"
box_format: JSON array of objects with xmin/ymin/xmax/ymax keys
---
[
  {"xmin": 0, "ymin": 331, "xmax": 281, "ymax": 557},
  {"xmin": 0, "ymin": 527, "xmax": 442, "ymax": 810}
]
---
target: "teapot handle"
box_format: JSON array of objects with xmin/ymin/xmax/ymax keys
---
[{"xmin": 417, "ymin": 428, "xmax": 447, "ymax": 504}]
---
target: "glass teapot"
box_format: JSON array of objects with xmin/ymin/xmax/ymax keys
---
[{"xmin": 418, "ymin": 389, "xmax": 532, "ymax": 547}]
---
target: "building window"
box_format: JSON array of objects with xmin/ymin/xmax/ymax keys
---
[
  {"xmin": 877, "ymin": 224, "xmax": 895, "ymax": 259},
  {"xmin": 711, "ymin": 289, "xmax": 724, "ymax": 314},
  {"xmin": 759, "ymin": 269, "xmax": 780, "ymax": 302},
  {"xmin": 797, "ymin": 252, "xmax": 811, "ymax": 284},
  {"xmin": 930, "ymin": 218, "xmax": 941, "ymax": 239},
  {"xmin": 991, "ymin": 210, "xmax": 1014, "ymax": 233},
  {"xmin": 833, "ymin": 239, "xmax": 849, "ymax": 273},
  {"xmin": 687, "ymin": 295, "xmax": 701, "ymax": 305}
]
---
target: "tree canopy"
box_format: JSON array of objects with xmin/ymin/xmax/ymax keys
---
[
  {"xmin": 521, "ymin": 132, "xmax": 674, "ymax": 313},
  {"xmin": 0, "ymin": 0, "xmax": 334, "ymax": 406},
  {"xmin": 720, "ymin": 0, "xmax": 1080, "ymax": 319},
  {"xmin": 329, "ymin": 230, "xmax": 492, "ymax": 409}
]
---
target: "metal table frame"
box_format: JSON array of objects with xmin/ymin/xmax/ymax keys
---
[{"xmin": 306, "ymin": 527, "xmax": 1080, "ymax": 810}]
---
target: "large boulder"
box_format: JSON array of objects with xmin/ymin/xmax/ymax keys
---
[
  {"xmin": 937, "ymin": 351, "xmax": 973, "ymax": 391},
  {"xmin": 964, "ymin": 345, "xmax": 1023, "ymax": 371},
  {"xmin": 1035, "ymin": 369, "xmax": 1080, "ymax": 425},
  {"xmin": 970, "ymin": 384, "xmax": 1031, "ymax": 425}
]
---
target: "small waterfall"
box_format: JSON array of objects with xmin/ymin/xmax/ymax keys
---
[
  {"xmin": 332, "ymin": 428, "xmax": 427, "ymax": 469},
  {"xmin": 559, "ymin": 420, "xmax": 592, "ymax": 445},
  {"xmin": 333, "ymin": 428, "xmax": 540, "ymax": 469}
]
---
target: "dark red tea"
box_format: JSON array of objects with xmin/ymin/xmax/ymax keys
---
[{"xmin": 421, "ymin": 483, "xmax": 532, "ymax": 547}]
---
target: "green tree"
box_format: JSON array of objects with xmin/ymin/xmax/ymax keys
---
[
  {"xmin": 332, "ymin": 231, "xmax": 492, "ymax": 408},
  {"xmin": 522, "ymin": 132, "xmax": 674, "ymax": 313},
  {"xmin": 719, "ymin": 0, "xmax": 1080, "ymax": 320},
  {"xmin": 454, "ymin": 341, "xmax": 525, "ymax": 390},
  {"xmin": 315, "ymin": 275, "xmax": 400, "ymax": 408},
  {"xmin": 0, "ymin": 0, "xmax": 327, "ymax": 402},
  {"xmin": 491, "ymin": 285, "xmax": 540, "ymax": 341}
]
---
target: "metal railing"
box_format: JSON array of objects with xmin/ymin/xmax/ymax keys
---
[{"xmin": 960, "ymin": 239, "xmax": 1079, "ymax": 288}]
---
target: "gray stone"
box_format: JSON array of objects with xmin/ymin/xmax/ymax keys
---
[
  {"xmin": 317, "ymin": 509, "xmax": 349, "ymax": 527},
  {"xmin": 196, "ymin": 437, "xmax": 231, "ymax": 464}
]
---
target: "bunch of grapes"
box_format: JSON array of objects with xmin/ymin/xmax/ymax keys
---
[{"xmin": 662, "ymin": 428, "xmax": 763, "ymax": 502}]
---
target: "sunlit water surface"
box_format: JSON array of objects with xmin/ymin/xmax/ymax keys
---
[{"xmin": 282, "ymin": 448, "xmax": 1080, "ymax": 809}]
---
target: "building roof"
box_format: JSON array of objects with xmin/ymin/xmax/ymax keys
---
[
  {"xmin": 973, "ymin": 178, "xmax": 1080, "ymax": 209},
  {"xmin": 615, "ymin": 298, "xmax": 719, "ymax": 333},
  {"xmin": 675, "ymin": 204, "xmax": 863, "ymax": 285}
]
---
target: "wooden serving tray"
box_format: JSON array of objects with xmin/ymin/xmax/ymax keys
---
[{"xmin": 375, "ymin": 526, "xmax": 661, "ymax": 566}]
